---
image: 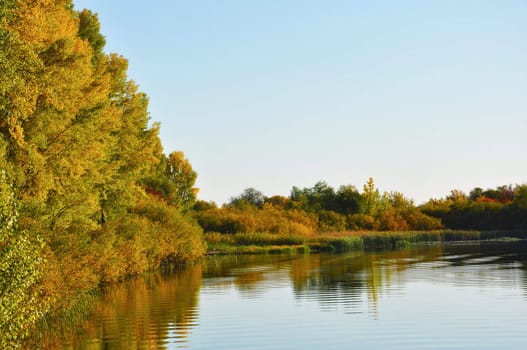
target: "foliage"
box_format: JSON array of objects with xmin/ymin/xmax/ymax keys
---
[
  {"xmin": 195, "ymin": 178, "xmax": 443, "ymax": 235},
  {"xmin": 195, "ymin": 180, "xmax": 527, "ymax": 238},
  {"xmin": 195, "ymin": 206, "xmax": 318, "ymax": 236},
  {"xmin": 0, "ymin": 1, "xmax": 205, "ymax": 346},
  {"xmin": 318, "ymin": 210, "xmax": 347, "ymax": 232},
  {"xmin": 205, "ymin": 230, "xmax": 523, "ymax": 256},
  {"xmin": 421, "ymin": 184, "xmax": 527, "ymax": 230},
  {"xmin": 0, "ymin": 171, "xmax": 48, "ymax": 349},
  {"xmin": 361, "ymin": 177, "xmax": 380, "ymax": 215},
  {"xmin": 141, "ymin": 151, "xmax": 199, "ymax": 210},
  {"xmin": 229, "ymin": 187, "xmax": 265, "ymax": 209},
  {"xmin": 165, "ymin": 151, "xmax": 199, "ymax": 209}
]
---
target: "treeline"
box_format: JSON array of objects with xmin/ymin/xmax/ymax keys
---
[
  {"xmin": 421, "ymin": 185, "xmax": 527, "ymax": 230},
  {"xmin": 193, "ymin": 178, "xmax": 442, "ymax": 235},
  {"xmin": 193, "ymin": 179, "xmax": 527, "ymax": 235},
  {"xmin": 0, "ymin": 1, "xmax": 203, "ymax": 347}
]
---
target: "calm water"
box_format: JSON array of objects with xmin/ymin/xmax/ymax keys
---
[{"xmin": 41, "ymin": 241, "xmax": 527, "ymax": 349}]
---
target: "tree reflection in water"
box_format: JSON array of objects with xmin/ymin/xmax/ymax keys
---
[
  {"xmin": 34, "ymin": 241, "xmax": 527, "ymax": 348},
  {"xmin": 34, "ymin": 265, "xmax": 202, "ymax": 349}
]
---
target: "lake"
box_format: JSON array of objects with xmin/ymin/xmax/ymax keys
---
[{"xmin": 39, "ymin": 241, "xmax": 527, "ymax": 349}]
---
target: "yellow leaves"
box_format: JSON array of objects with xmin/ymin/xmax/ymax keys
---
[
  {"xmin": 6, "ymin": 122, "xmax": 25, "ymax": 146},
  {"xmin": 7, "ymin": 1, "xmax": 105, "ymax": 121},
  {"xmin": 166, "ymin": 151, "xmax": 199, "ymax": 208},
  {"xmin": 11, "ymin": 0, "xmax": 77, "ymax": 49},
  {"xmin": 39, "ymin": 38, "xmax": 99, "ymax": 114},
  {"xmin": 57, "ymin": 157, "xmax": 84, "ymax": 180},
  {"xmin": 1, "ymin": 4, "xmax": 204, "ymax": 345}
]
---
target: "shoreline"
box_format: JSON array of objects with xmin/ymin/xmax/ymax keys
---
[{"xmin": 204, "ymin": 230, "xmax": 527, "ymax": 255}]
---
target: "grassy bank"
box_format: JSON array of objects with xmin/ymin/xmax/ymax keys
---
[{"xmin": 205, "ymin": 230, "xmax": 527, "ymax": 255}]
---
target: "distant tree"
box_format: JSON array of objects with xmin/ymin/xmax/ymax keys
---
[
  {"xmin": 469, "ymin": 187, "xmax": 484, "ymax": 201},
  {"xmin": 290, "ymin": 181, "xmax": 336, "ymax": 212},
  {"xmin": 264, "ymin": 195, "xmax": 292, "ymax": 209},
  {"xmin": 446, "ymin": 189, "xmax": 467, "ymax": 202},
  {"xmin": 505, "ymin": 184, "xmax": 527, "ymax": 228},
  {"xmin": 290, "ymin": 186, "xmax": 309, "ymax": 209},
  {"xmin": 482, "ymin": 185, "xmax": 514, "ymax": 204},
  {"xmin": 335, "ymin": 185, "xmax": 362, "ymax": 214},
  {"xmin": 229, "ymin": 188, "xmax": 265, "ymax": 208},
  {"xmin": 361, "ymin": 177, "xmax": 381, "ymax": 215},
  {"xmin": 512, "ymin": 184, "xmax": 527, "ymax": 208},
  {"xmin": 193, "ymin": 200, "xmax": 217, "ymax": 212},
  {"xmin": 388, "ymin": 191, "xmax": 414, "ymax": 209}
]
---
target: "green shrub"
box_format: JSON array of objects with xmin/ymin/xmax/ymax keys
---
[
  {"xmin": 0, "ymin": 172, "xmax": 49, "ymax": 349},
  {"xmin": 318, "ymin": 210, "xmax": 347, "ymax": 232},
  {"xmin": 346, "ymin": 214, "xmax": 377, "ymax": 230}
]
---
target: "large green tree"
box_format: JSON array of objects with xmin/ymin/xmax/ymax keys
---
[{"xmin": 0, "ymin": 3, "xmax": 204, "ymax": 346}]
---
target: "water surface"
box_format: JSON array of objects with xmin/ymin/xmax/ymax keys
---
[{"xmin": 44, "ymin": 241, "xmax": 527, "ymax": 349}]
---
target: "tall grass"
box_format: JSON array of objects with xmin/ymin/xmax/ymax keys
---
[
  {"xmin": 205, "ymin": 232, "xmax": 305, "ymax": 247},
  {"xmin": 204, "ymin": 230, "xmax": 526, "ymax": 255}
]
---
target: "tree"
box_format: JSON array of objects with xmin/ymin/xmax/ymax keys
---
[
  {"xmin": 229, "ymin": 187, "xmax": 265, "ymax": 209},
  {"xmin": 1, "ymin": 1, "xmax": 204, "ymax": 333},
  {"xmin": 165, "ymin": 151, "xmax": 198, "ymax": 209},
  {"xmin": 388, "ymin": 191, "xmax": 414, "ymax": 209},
  {"xmin": 362, "ymin": 177, "xmax": 381, "ymax": 215},
  {"xmin": 290, "ymin": 181, "xmax": 336, "ymax": 212},
  {"xmin": 335, "ymin": 185, "xmax": 361, "ymax": 214},
  {"xmin": 264, "ymin": 195, "xmax": 291, "ymax": 209},
  {"xmin": 482, "ymin": 185, "xmax": 514, "ymax": 204},
  {"xmin": 469, "ymin": 187, "xmax": 483, "ymax": 201},
  {"xmin": 446, "ymin": 189, "xmax": 467, "ymax": 202},
  {"xmin": 0, "ymin": 171, "xmax": 47, "ymax": 348},
  {"xmin": 77, "ymin": 9, "xmax": 106, "ymax": 64}
]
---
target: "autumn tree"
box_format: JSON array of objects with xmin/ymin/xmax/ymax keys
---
[
  {"xmin": 361, "ymin": 177, "xmax": 382, "ymax": 215},
  {"xmin": 165, "ymin": 151, "xmax": 199, "ymax": 209},
  {"xmin": 229, "ymin": 187, "xmax": 265, "ymax": 209},
  {"xmin": 1, "ymin": 2, "xmax": 204, "ymax": 341}
]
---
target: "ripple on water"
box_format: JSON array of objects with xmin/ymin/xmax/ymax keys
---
[{"xmin": 51, "ymin": 242, "xmax": 527, "ymax": 349}]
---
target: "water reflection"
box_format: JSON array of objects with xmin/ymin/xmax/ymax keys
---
[
  {"xmin": 37, "ymin": 265, "xmax": 202, "ymax": 349},
  {"xmin": 37, "ymin": 241, "xmax": 527, "ymax": 349},
  {"xmin": 288, "ymin": 247, "xmax": 443, "ymax": 314},
  {"xmin": 199, "ymin": 242, "xmax": 527, "ymax": 320}
]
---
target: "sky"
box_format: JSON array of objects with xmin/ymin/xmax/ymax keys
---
[{"xmin": 74, "ymin": 0, "xmax": 527, "ymax": 205}]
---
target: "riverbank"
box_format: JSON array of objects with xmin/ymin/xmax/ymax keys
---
[
  {"xmin": 26, "ymin": 240, "xmax": 527, "ymax": 349},
  {"xmin": 205, "ymin": 230, "xmax": 527, "ymax": 255},
  {"xmin": 26, "ymin": 229, "xmax": 525, "ymax": 347}
]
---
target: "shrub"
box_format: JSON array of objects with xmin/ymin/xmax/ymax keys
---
[
  {"xmin": 377, "ymin": 209, "xmax": 410, "ymax": 231},
  {"xmin": 401, "ymin": 209, "xmax": 443, "ymax": 230},
  {"xmin": 346, "ymin": 214, "xmax": 377, "ymax": 230},
  {"xmin": 318, "ymin": 210, "xmax": 347, "ymax": 232}
]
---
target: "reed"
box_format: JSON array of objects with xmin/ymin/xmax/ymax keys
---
[
  {"xmin": 227, "ymin": 244, "xmax": 310, "ymax": 255},
  {"xmin": 204, "ymin": 230, "xmax": 527, "ymax": 255},
  {"xmin": 205, "ymin": 232, "xmax": 306, "ymax": 247}
]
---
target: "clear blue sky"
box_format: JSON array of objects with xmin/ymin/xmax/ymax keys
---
[{"xmin": 74, "ymin": 0, "xmax": 526, "ymax": 204}]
